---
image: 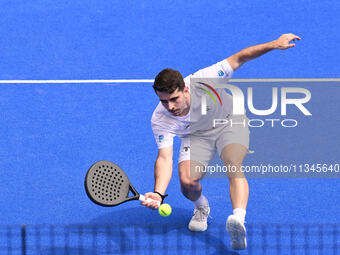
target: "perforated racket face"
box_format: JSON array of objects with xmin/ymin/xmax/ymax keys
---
[{"xmin": 85, "ymin": 161, "xmax": 138, "ymax": 206}]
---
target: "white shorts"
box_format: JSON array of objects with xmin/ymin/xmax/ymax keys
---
[{"xmin": 178, "ymin": 117, "xmax": 250, "ymax": 166}]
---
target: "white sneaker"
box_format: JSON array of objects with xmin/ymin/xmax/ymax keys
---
[
  {"xmin": 188, "ymin": 206, "xmax": 210, "ymax": 232},
  {"xmin": 226, "ymin": 215, "xmax": 247, "ymax": 250}
]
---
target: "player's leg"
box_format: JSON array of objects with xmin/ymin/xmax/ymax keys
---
[
  {"xmin": 178, "ymin": 160, "xmax": 210, "ymax": 232},
  {"xmin": 220, "ymin": 143, "xmax": 249, "ymax": 210},
  {"xmin": 216, "ymin": 116, "xmax": 250, "ymax": 250},
  {"xmin": 178, "ymin": 136, "xmax": 213, "ymax": 201},
  {"xmin": 178, "ymin": 160, "xmax": 205, "ymax": 201},
  {"xmin": 178, "ymin": 136, "xmax": 214, "ymax": 232},
  {"xmin": 220, "ymin": 143, "xmax": 248, "ymax": 250}
]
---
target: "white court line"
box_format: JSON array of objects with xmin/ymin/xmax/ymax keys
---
[
  {"xmin": 230, "ymin": 78, "xmax": 340, "ymax": 82},
  {"xmin": 0, "ymin": 78, "xmax": 339, "ymax": 84},
  {"xmin": 0, "ymin": 79, "xmax": 154, "ymax": 84}
]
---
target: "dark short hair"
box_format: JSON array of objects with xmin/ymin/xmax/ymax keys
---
[{"xmin": 153, "ymin": 68, "xmax": 185, "ymax": 94}]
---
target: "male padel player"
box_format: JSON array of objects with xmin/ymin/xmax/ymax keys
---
[{"xmin": 141, "ymin": 34, "xmax": 300, "ymax": 250}]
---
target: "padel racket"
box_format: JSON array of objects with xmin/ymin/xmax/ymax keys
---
[{"xmin": 85, "ymin": 160, "xmax": 160, "ymax": 207}]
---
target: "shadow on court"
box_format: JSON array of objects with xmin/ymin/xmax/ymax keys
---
[
  {"xmin": 39, "ymin": 248, "xmax": 94, "ymax": 255},
  {"xmin": 83, "ymin": 206, "xmax": 240, "ymax": 255}
]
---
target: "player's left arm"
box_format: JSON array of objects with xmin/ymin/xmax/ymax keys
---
[{"xmin": 227, "ymin": 33, "xmax": 301, "ymax": 71}]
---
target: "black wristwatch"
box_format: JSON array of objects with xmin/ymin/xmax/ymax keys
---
[{"xmin": 154, "ymin": 191, "xmax": 168, "ymax": 204}]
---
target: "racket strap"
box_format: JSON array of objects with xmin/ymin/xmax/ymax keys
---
[{"xmin": 154, "ymin": 191, "xmax": 168, "ymax": 204}]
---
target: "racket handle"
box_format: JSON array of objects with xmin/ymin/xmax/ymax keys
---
[{"xmin": 139, "ymin": 194, "xmax": 161, "ymax": 206}]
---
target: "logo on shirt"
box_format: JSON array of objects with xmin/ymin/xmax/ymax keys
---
[
  {"xmin": 158, "ymin": 135, "xmax": 164, "ymax": 142},
  {"xmin": 218, "ymin": 70, "xmax": 225, "ymax": 77},
  {"xmin": 184, "ymin": 146, "xmax": 190, "ymax": 152}
]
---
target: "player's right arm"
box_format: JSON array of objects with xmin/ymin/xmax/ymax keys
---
[
  {"xmin": 142, "ymin": 146, "xmax": 173, "ymax": 209},
  {"xmin": 154, "ymin": 146, "xmax": 173, "ymax": 196}
]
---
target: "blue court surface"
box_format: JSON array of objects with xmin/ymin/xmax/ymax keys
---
[{"xmin": 1, "ymin": 1, "xmax": 340, "ymax": 254}]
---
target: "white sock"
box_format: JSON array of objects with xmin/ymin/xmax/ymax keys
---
[
  {"xmin": 193, "ymin": 194, "xmax": 209, "ymax": 207},
  {"xmin": 233, "ymin": 208, "xmax": 246, "ymax": 223}
]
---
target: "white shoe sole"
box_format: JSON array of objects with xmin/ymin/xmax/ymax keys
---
[
  {"xmin": 188, "ymin": 222, "xmax": 207, "ymax": 232},
  {"xmin": 226, "ymin": 216, "xmax": 247, "ymax": 250}
]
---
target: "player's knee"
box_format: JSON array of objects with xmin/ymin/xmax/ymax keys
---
[
  {"xmin": 180, "ymin": 177, "xmax": 200, "ymax": 191},
  {"xmin": 224, "ymin": 158, "xmax": 242, "ymax": 169},
  {"xmin": 224, "ymin": 158, "xmax": 246, "ymax": 178}
]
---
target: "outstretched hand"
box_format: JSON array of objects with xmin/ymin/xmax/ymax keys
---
[
  {"xmin": 275, "ymin": 33, "xmax": 301, "ymax": 49},
  {"xmin": 140, "ymin": 192, "xmax": 162, "ymax": 210}
]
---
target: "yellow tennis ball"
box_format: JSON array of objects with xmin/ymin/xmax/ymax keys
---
[{"xmin": 158, "ymin": 203, "xmax": 172, "ymax": 217}]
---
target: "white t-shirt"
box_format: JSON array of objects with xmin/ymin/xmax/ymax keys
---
[{"xmin": 151, "ymin": 59, "xmax": 234, "ymax": 149}]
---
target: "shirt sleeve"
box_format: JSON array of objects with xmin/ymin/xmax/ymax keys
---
[
  {"xmin": 151, "ymin": 104, "xmax": 176, "ymax": 149},
  {"xmin": 151, "ymin": 127, "xmax": 175, "ymax": 149},
  {"xmin": 190, "ymin": 59, "xmax": 234, "ymax": 79}
]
